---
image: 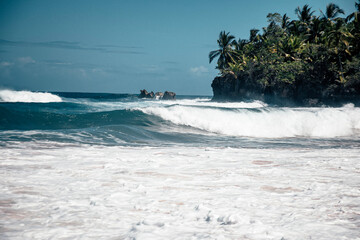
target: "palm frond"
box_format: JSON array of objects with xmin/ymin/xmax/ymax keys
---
[{"xmin": 209, "ymin": 50, "xmax": 221, "ymax": 63}]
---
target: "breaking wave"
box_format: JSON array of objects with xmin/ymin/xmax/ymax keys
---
[
  {"xmin": 1, "ymin": 94, "xmax": 359, "ymax": 140},
  {"xmin": 0, "ymin": 89, "xmax": 62, "ymax": 103},
  {"xmin": 140, "ymin": 104, "xmax": 360, "ymax": 138}
]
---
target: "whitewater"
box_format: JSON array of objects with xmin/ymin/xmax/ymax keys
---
[{"xmin": 1, "ymin": 90, "xmax": 360, "ymax": 240}]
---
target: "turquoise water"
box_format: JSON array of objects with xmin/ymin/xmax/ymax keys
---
[
  {"xmin": 1, "ymin": 90, "xmax": 360, "ymax": 239},
  {"xmin": 1, "ymin": 90, "xmax": 360, "ymax": 148}
]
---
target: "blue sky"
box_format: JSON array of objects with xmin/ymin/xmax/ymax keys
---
[{"xmin": 0, "ymin": 0, "xmax": 356, "ymax": 95}]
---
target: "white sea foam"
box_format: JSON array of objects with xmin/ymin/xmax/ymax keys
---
[
  {"xmin": 141, "ymin": 105, "xmax": 360, "ymax": 138},
  {"xmin": 0, "ymin": 89, "xmax": 62, "ymax": 103},
  {"xmin": 0, "ymin": 144, "xmax": 359, "ymax": 239},
  {"xmin": 80, "ymin": 98, "xmax": 266, "ymax": 113},
  {"xmin": 158, "ymin": 98, "xmax": 268, "ymax": 108}
]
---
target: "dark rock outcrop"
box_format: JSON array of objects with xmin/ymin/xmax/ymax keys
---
[
  {"xmin": 139, "ymin": 89, "xmax": 154, "ymax": 98},
  {"xmin": 155, "ymin": 92, "xmax": 164, "ymax": 99},
  {"xmin": 211, "ymin": 73, "xmax": 264, "ymax": 102},
  {"xmin": 211, "ymin": 73, "xmax": 360, "ymax": 106},
  {"xmin": 162, "ymin": 91, "xmax": 176, "ymax": 100},
  {"xmin": 139, "ymin": 89, "xmax": 176, "ymax": 100}
]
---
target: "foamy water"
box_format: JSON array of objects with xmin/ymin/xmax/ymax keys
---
[
  {"xmin": 70, "ymin": 97, "xmax": 360, "ymax": 139},
  {"xmin": 140, "ymin": 104, "xmax": 360, "ymax": 138},
  {"xmin": 1, "ymin": 144, "xmax": 359, "ymax": 239},
  {"xmin": 0, "ymin": 89, "xmax": 62, "ymax": 103}
]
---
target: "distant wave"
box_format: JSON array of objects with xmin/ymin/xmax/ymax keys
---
[
  {"xmin": 0, "ymin": 89, "xmax": 62, "ymax": 103},
  {"xmin": 0, "ymin": 107, "xmax": 156, "ymax": 130},
  {"xmin": 140, "ymin": 104, "xmax": 360, "ymax": 138},
  {"xmin": 80, "ymin": 98, "xmax": 266, "ymax": 113}
]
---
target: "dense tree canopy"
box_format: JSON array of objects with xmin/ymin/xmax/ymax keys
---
[{"xmin": 209, "ymin": 1, "xmax": 360, "ymax": 104}]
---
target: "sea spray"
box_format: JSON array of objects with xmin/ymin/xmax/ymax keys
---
[
  {"xmin": 140, "ymin": 104, "xmax": 360, "ymax": 138},
  {"xmin": 0, "ymin": 89, "xmax": 62, "ymax": 103}
]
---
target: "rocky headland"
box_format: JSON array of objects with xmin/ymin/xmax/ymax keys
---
[
  {"xmin": 211, "ymin": 73, "xmax": 360, "ymax": 107},
  {"xmin": 207, "ymin": 2, "xmax": 360, "ymax": 107}
]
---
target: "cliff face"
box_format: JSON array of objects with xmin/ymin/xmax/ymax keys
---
[
  {"xmin": 211, "ymin": 74, "xmax": 241, "ymax": 101},
  {"xmin": 211, "ymin": 74, "xmax": 360, "ymax": 106},
  {"xmin": 211, "ymin": 73, "xmax": 264, "ymax": 102}
]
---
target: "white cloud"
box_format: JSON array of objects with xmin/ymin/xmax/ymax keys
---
[{"xmin": 190, "ymin": 66, "xmax": 208, "ymax": 76}]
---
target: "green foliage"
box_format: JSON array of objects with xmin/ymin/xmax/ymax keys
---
[
  {"xmin": 295, "ymin": 4, "xmax": 315, "ymax": 23},
  {"xmin": 321, "ymin": 3, "xmax": 345, "ymax": 20},
  {"xmin": 209, "ymin": 31, "xmax": 238, "ymax": 71},
  {"xmin": 208, "ymin": 1, "xmax": 360, "ymax": 102}
]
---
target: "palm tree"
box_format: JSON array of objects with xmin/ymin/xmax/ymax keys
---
[
  {"xmin": 249, "ymin": 29, "xmax": 260, "ymax": 42},
  {"xmin": 346, "ymin": 0, "xmax": 360, "ymax": 22},
  {"xmin": 278, "ymin": 35, "xmax": 302, "ymax": 61},
  {"xmin": 209, "ymin": 31, "xmax": 237, "ymax": 70},
  {"xmin": 326, "ymin": 21, "xmax": 353, "ymax": 83},
  {"xmin": 326, "ymin": 21, "xmax": 352, "ymax": 52},
  {"xmin": 288, "ymin": 20, "xmax": 303, "ymax": 36},
  {"xmin": 233, "ymin": 38, "xmax": 248, "ymax": 52},
  {"xmin": 281, "ymin": 14, "xmax": 291, "ymax": 30},
  {"xmin": 307, "ymin": 17, "xmax": 324, "ymax": 43},
  {"xmin": 321, "ymin": 3, "xmax": 345, "ymax": 21},
  {"xmin": 347, "ymin": 1, "xmax": 360, "ymax": 55},
  {"xmin": 295, "ymin": 4, "xmax": 315, "ymax": 23},
  {"xmin": 294, "ymin": 5, "xmax": 315, "ymax": 35}
]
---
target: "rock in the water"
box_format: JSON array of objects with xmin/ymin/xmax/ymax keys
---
[
  {"xmin": 139, "ymin": 89, "xmax": 148, "ymax": 98},
  {"xmin": 155, "ymin": 92, "xmax": 164, "ymax": 99},
  {"xmin": 163, "ymin": 91, "xmax": 176, "ymax": 100},
  {"xmin": 148, "ymin": 91, "xmax": 155, "ymax": 98},
  {"xmin": 139, "ymin": 89, "xmax": 176, "ymax": 100},
  {"xmin": 139, "ymin": 89, "xmax": 155, "ymax": 98}
]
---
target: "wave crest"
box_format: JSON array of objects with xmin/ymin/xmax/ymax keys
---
[
  {"xmin": 0, "ymin": 90, "xmax": 62, "ymax": 103},
  {"xmin": 141, "ymin": 105, "xmax": 360, "ymax": 138}
]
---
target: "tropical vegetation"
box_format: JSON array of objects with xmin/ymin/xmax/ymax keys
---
[{"xmin": 209, "ymin": 2, "xmax": 360, "ymax": 105}]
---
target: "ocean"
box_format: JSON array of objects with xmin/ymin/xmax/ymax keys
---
[{"xmin": 0, "ymin": 89, "xmax": 360, "ymax": 239}]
